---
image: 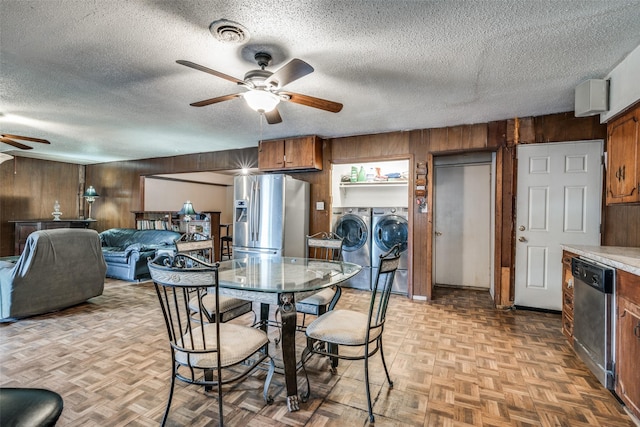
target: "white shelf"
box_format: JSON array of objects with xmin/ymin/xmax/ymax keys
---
[
  {"xmin": 339, "ymin": 180, "xmax": 408, "ymax": 197},
  {"xmin": 339, "ymin": 181, "xmax": 408, "ymax": 188}
]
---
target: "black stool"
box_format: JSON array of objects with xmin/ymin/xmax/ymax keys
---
[
  {"xmin": 220, "ymin": 223, "xmax": 233, "ymax": 260},
  {"xmin": 0, "ymin": 388, "xmax": 63, "ymax": 426}
]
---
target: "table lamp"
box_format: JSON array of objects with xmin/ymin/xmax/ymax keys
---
[
  {"xmin": 83, "ymin": 185, "xmax": 99, "ymax": 220},
  {"xmin": 178, "ymin": 201, "xmax": 197, "ymax": 233}
]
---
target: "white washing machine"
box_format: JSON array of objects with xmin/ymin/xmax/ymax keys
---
[
  {"xmin": 332, "ymin": 207, "xmax": 371, "ymax": 290},
  {"xmin": 371, "ymin": 207, "xmax": 409, "ymax": 294}
]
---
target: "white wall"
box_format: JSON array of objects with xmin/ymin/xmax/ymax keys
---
[
  {"xmin": 601, "ymin": 44, "xmax": 640, "ymax": 122},
  {"xmin": 144, "ymin": 177, "xmax": 234, "ymax": 224}
]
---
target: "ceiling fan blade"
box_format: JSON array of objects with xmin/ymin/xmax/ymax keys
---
[
  {"xmin": 265, "ymin": 59, "xmax": 314, "ymax": 89},
  {"xmin": 176, "ymin": 60, "xmax": 245, "ymax": 85},
  {"xmin": 264, "ymin": 108, "xmax": 283, "ymax": 125},
  {"xmin": 281, "ymin": 91, "xmax": 343, "ymax": 113},
  {"xmin": 0, "ymin": 137, "xmax": 33, "ymax": 150},
  {"xmin": 190, "ymin": 93, "xmax": 242, "ymax": 107},
  {"xmin": 1, "ymin": 134, "xmax": 50, "ymax": 144}
]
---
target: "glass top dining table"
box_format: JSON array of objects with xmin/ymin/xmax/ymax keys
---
[{"xmin": 216, "ymin": 255, "xmax": 362, "ymax": 411}]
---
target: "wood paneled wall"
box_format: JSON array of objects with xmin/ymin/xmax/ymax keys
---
[
  {"xmin": 0, "ymin": 157, "xmax": 84, "ymax": 256},
  {"xmin": 3, "ymin": 112, "xmax": 636, "ymax": 307},
  {"xmin": 604, "ymin": 204, "xmax": 640, "ymax": 246},
  {"xmin": 84, "ymin": 148, "xmax": 258, "ymax": 232}
]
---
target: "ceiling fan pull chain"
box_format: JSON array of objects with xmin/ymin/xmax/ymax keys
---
[{"xmin": 260, "ymin": 112, "xmax": 264, "ymax": 142}]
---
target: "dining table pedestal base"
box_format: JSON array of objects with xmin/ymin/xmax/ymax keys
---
[{"xmin": 279, "ymin": 292, "xmax": 301, "ymax": 411}]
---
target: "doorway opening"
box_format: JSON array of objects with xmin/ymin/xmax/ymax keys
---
[{"xmin": 432, "ymin": 152, "xmax": 496, "ymax": 300}]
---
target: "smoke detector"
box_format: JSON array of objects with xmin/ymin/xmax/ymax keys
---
[{"xmin": 209, "ymin": 19, "xmax": 249, "ymax": 44}]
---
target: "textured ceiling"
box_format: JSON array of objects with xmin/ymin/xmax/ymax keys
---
[{"xmin": 1, "ymin": 0, "xmax": 640, "ymax": 165}]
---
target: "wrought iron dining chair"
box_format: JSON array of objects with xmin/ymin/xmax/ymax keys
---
[
  {"xmin": 149, "ymin": 254, "xmax": 275, "ymax": 427},
  {"xmin": 296, "ymin": 232, "xmax": 344, "ymax": 328},
  {"xmin": 175, "ymin": 234, "xmax": 254, "ymax": 324},
  {"xmin": 300, "ymin": 243, "xmax": 401, "ymax": 424}
]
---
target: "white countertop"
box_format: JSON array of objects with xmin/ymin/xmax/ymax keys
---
[{"xmin": 560, "ymin": 245, "xmax": 640, "ymax": 276}]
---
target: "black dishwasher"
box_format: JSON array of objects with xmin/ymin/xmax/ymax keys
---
[{"xmin": 571, "ymin": 257, "xmax": 615, "ymax": 389}]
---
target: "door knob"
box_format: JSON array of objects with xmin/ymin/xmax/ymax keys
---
[
  {"xmin": 435, "ymin": 231, "xmax": 442, "ymax": 236},
  {"xmin": 518, "ymin": 225, "xmax": 525, "ymax": 231},
  {"xmin": 518, "ymin": 236, "xmax": 527, "ymax": 242}
]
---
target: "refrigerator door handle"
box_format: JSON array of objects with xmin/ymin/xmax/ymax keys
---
[
  {"xmin": 250, "ymin": 180, "xmax": 257, "ymax": 241},
  {"xmin": 253, "ymin": 180, "xmax": 261, "ymax": 242}
]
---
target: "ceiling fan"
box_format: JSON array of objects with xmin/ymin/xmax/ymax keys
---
[
  {"xmin": 0, "ymin": 134, "xmax": 51, "ymax": 150},
  {"xmin": 176, "ymin": 52, "xmax": 343, "ymax": 124}
]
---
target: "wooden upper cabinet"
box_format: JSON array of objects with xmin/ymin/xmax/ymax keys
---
[
  {"xmin": 258, "ymin": 136, "xmax": 323, "ymax": 171},
  {"xmin": 606, "ymin": 105, "xmax": 639, "ymax": 205},
  {"xmin": 258, "ymin": 139, "xmax": 286, "ymax": 170}
]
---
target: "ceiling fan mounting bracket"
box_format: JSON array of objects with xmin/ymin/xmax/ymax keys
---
[{"xmin": 254, "ymin": 52, "xmax": 272, "ymax": 69}]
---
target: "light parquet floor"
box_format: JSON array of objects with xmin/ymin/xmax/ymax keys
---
[{"xmin": 1, "ymin": 279, "xmax": 637, "ymax": 426}]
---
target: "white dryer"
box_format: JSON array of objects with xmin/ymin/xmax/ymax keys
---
[
  {"xmin": 332, "ymin": 207, "xmax": 371, "ymax": 290},
  {"xmin": 371, "ymin": 207, "xmax": 409, "ymax": 294}
]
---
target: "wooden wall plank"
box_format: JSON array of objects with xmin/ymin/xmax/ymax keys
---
[
  {"xmin": 465, "ymin": 123, "xmax": 488, "ymax": 149},
  {"xmin": 603, "ymin": 204, "xmax": 640, "ymax": 247},
  {"xmin": 447, "ymin": 126, "xmax": 463, "ymax": 150},
  {"xmin": 290, "ymin": 139, "xmax": 332, "ymax": 238},
  {"xmin": 534, "ymin": 112, "xmax": 606, "ymax": 142},
  {"xmin": 409, "ymin": 130, "xmax": 427, "ymax": 298},
  {"xmin": 429, "ymin": 127, "xmax": 448, "ymax": 152},
  {"xmin": 494, "ymin": 147, "xmax": 504, "ymax": 306},
  {"xmin": 330, "ymin": 131, "xmax": 409, "ymax": 161},
  {"xmin": 488, "ymin": 120, "xmax": 507, "ymax": 149}
]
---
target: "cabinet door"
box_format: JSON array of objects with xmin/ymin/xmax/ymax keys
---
[
  {"xmin": 258, "ymin": 139, "xmax": 285, "ymax": 170},
  {"xmin": 606, "ymin": 109, "xmax": 639, "ymax": 204},
  {"xmin": 616, "ymin": 296, "xmax": 640, "ymax": 419},
  {"xmin": 284, "ymin": 136, "xmax": 322, "ymax": 170}
]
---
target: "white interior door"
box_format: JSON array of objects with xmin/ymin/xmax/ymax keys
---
[
  {"xmin": 434, "ymin": 163, "xmax": 492, "ymax": 288},
  {"xmin": 514, "ymin": 141, "xmax": 603, "ymax": 310}
]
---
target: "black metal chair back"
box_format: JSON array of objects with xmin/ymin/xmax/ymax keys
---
[
  {"xmin": 295, "ymin": 232, "xmax": 346, "ymax": 325},
  {"xmin": 149, "ymin": 253, "xmax": 274, "ymax": 426},
  {"xmin": 301, "ymin": 243, "xmax": 401, "ymax": 423}
]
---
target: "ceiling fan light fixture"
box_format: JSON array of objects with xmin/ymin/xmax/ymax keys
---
[{"xmin": 243, "ymin": 90, "xmax": 280, "ymax": 113}]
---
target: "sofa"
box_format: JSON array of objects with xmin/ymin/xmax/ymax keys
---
[
  {"xmin": 0, "ymin": 228, "xmax": 106, "ymax": 321},
  {"xmin": 99, "ymin": 228, "xmax": 182, "ymax": 281}
]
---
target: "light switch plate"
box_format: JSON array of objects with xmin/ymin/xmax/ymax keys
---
[{"xmin": 316, "ymin": 201, "xmax": 325, "ymax": 211}]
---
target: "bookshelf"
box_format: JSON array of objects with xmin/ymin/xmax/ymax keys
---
[{"xmin": 132, "ymin": 211, "xmax": 179, "ymax": 231}]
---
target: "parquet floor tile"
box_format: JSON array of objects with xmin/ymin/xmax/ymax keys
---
[{"xmin": 1, "ymin": 281, "xmax": 637, "ymax": 426}]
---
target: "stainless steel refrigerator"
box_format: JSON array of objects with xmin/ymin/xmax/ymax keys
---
[{"xmin": 232, "ymin": 174, "xmax": 309, "ymax": 258}]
